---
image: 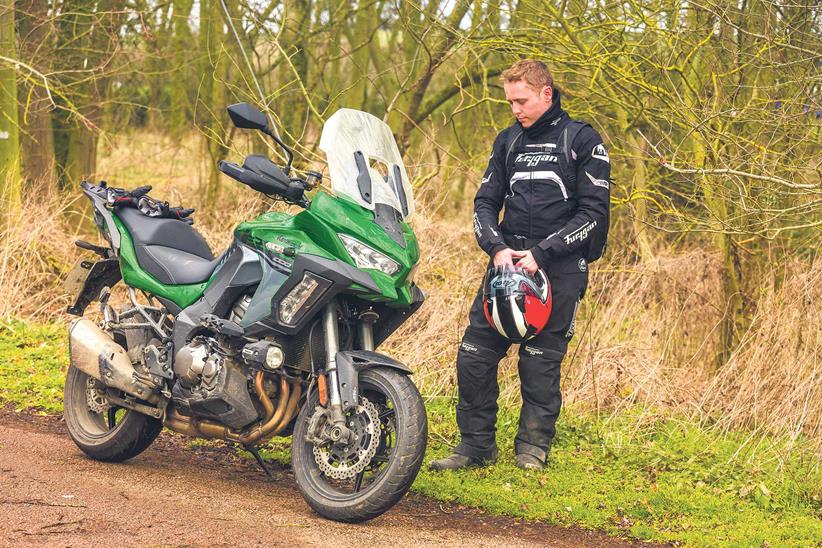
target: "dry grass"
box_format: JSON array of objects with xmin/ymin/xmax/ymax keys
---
[{"xmin": 1, "ymin": 130, "xmax": 819, "ymax": 447}]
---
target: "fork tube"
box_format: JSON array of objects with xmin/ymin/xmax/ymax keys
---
[
  {"xmin": 359, "ymin": 323, "xmax": 374, "ymax": 351},
  {"xmin": 358, "ymin": 310, "xmax": 378, "ymax": 351},
  {"xmin": 322, "ymin": 302, "xmax": 343, "ymax": 410}
]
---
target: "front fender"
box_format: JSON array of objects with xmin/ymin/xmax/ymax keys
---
[{"xmin": 334, "ymin": 350, "xmax": 412, "ymax": 411}]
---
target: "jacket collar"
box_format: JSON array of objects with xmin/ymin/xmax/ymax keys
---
[{"xmin": 520, "ymin": 88, "xmax": 565, "ymax": 137}]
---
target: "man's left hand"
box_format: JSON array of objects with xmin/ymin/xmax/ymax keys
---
[{"xmin": 516, "ymin": 250, "xmax": 539, "ymax": 274}]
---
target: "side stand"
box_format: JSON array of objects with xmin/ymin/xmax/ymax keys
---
[{"xmin": 244, "ymin": 444, "xmax": 273, "ymax": 478}]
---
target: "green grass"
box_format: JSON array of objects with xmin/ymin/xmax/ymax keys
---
[
  {"xmin": 0, "ymin": 319, "xmax": 67, "ymax": 414},
  {"xmin": 416, "ymin": 401, "xmax": 822, "ymax": 547},
  {"xmin": 2, "ymin": 319, "xmax": 821, "ymax": 546}
]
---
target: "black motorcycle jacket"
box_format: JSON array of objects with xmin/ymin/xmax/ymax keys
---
[{"xmin": 472, "ymin": 89, "xmax": 611, "ymax": 268}]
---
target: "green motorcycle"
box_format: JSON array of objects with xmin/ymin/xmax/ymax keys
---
[{"xmin": 63, "ymin": 104, "xmax": 428, "ymax": 522}]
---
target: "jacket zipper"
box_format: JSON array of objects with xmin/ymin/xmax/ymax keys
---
[{"xmin": 528, "ymin": 171, "xmax": 533, "ymax": 240}]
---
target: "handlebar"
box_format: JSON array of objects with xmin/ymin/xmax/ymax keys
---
[{"xmin": 219, "ymin": 160, "xmax": 308, "ymax": 207}]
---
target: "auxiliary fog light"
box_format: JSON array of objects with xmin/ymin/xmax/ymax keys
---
[
  {"xmin": 264, "ymin": 346, "xmax": 284, "ymax": 370},
  {"xmin": 279, "ymin": 272, "xmax": 331, "ymax": 325}
]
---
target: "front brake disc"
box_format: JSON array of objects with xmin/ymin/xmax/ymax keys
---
[{"xmin": 312, "ymin": 398, "xmax": 381, "ymax": 480}]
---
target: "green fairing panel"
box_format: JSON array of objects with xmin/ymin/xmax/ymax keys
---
[
  {"xmin": 235, "ymin": 192, "xmax": 419, "ymax": 305},
  {"xmin": 234, "ymin": 210, "xmax": 336, "ymax": 261},
  {"xmin": 113, "ymin": 217, "xmax": 209, "ymax": 309}
]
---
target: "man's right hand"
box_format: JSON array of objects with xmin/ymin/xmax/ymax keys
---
[{"xmin": 493, "ymin": 248, "xmax": 526, "ymax": 267}]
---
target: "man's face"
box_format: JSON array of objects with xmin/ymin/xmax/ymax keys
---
[{"xmin": 503, "ymin": 80, "xmax": 553, "ymax": 128}]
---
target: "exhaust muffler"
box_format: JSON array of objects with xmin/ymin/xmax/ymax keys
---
[{"xmin": 69, "ymin": 319, "xmax": 160, "ymax": 405}]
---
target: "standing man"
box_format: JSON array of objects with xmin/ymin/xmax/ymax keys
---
[{"xmin": 430, "ymin": 59, "xmax": 611, "ymax": 471}]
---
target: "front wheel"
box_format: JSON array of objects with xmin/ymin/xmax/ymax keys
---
[{"xmin": 291, "ymin": 367, "xmax": 427, "ymax": 522}]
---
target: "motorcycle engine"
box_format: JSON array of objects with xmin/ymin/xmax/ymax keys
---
[
  {"xmin": 171, "ymin": 337, "xmax": 258, "ymax": 429},
  {"xmin": 174, "ymin": 339, "xmax": 221, "ymax": 388}
]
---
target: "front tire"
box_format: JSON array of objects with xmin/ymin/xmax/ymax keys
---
[
  {"xmin": 63, "ymin": 365, "xmax": 162, "ymax": 462},
  {"xmin": 291, "ymin": 367, "xmax": 427, "ymax": 522}
]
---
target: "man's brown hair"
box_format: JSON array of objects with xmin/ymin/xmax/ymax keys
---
[{"xmin": 501, "ymin": 59, "xmax": 553, "ymax": 91}]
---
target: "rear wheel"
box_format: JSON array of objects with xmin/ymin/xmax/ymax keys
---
[
  {"xmin": 291, "ymin": 367, "xmax": 427, "ymax": 522},
  {"xmin": 63, "ymin": 365, "xmax": 162, "ymax": 462}
]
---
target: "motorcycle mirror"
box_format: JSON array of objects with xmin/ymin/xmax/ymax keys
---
[
  {"xmin": 226, "ymin": 102, "xmax": 294, "ymax": 175},
  {"xmin": 227, "ymin": 103, "xmax": 270, "ymax": 132}
]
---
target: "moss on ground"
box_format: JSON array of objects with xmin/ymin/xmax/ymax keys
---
[{"xmin": 2, "ymin": 319, "xmax": 820, "ymax": 546}]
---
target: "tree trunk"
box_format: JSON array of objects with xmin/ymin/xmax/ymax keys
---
[
  {"xmin": 0, "ymin": 0, "xmax": 20, "ymax": 212},
  {"xmin": 397, "ymin": 0, "xmax": 473, "ymax": 151},
  {"xmin": 278, "ymin": 0, "xmax": 310, "ymax": 140},
  {"xmin": 198, "ymin": 0, "xmax": 230, "ymax": 207},
  {"xmin": 53, "ymin": 0, "xmax": 122, "ymax": 189},
  {"xmin": 624, "ymin": 132, "xmax": 654, "ymax": 261},
  {"xmin": 168, "ymin": 0, "xmax": 195, "ymax": 134},
  {"xmin": 65, "ymin": 126, "xmax": 97, "ymax": 185},
  {"xmin": 15, "ymin": 0, "xmax": 55, "ymax": 190}
]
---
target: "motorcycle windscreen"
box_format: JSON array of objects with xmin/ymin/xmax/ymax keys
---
[{"xmin": 319, "ymin": 109, "xmax": 415, "ymax": 220}]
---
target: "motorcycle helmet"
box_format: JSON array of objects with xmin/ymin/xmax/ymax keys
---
[{"xmin": 482, "ymin": 265, "xmax": 551, "ymax": 343}]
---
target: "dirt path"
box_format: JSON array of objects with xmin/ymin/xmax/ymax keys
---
[{"xmin": 0, "ymin": 409, "xmax": 638, "ymax": 547}]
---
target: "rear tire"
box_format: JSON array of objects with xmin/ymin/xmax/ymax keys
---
[
  {"xmin": 291, "ymin": 367, "xmax": 427, "ymax": 523},
  {"xmin": 63, "ymin": 365, "xmax": 162, "ymax": 462}
]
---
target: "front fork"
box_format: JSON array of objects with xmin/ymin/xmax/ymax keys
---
[{"xmin": 320, "ymin": 302, "xmax": 375, "ymax": 444}]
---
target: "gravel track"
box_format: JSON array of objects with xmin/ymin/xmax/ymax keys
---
[{"xmin": 0, "ymin": 408, "xmax": 639, "ymax": 547}]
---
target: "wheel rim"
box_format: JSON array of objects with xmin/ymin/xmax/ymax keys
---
[
  {"xmin": 67, "ymin": 368, "xmax": 129, "ymax": 440},
  {"xmin": 299, "ymin": 375, "xmax": 400, "ymax": 501}
]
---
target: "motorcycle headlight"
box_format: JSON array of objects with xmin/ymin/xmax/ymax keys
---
[
  {"xmin": 338, "ymin": 234, "xmax": 400, "ymax": 276},
  {"xmin": 278, "ymin": 272, "xmax": 331, "ymax": 326}
]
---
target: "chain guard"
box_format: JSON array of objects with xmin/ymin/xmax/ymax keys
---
[
  {"xmin": 86, "ymin": 376, "xmax": 110, "ymax": 414},
  {"xmin": 311, "ymin": 398, "xmax": 381, "ymax": 480}
]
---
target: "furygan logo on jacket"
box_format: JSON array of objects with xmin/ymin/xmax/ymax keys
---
[
  {"xmin": 514, "ymin": 152, "xmax": 558, "ymax": 167},
  {"xmin": 564, "ymin": 220, "xmax": 598, "ymax": 245}
]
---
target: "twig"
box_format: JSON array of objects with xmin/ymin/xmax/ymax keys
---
[
  {"xmin": 0, "ymin": 498, "xmax": 87, "ymax": 509},
  {"xmin": 636, "ymin": 129, "xmax": 819, "ymax": 190}
]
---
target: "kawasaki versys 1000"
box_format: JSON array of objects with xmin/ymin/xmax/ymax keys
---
[{"xmin": 63, "ymin": 104, "xmax": 427, "ymax": 522}]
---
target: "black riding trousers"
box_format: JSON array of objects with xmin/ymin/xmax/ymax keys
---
[{"xmin": 454, "ymin": 251, "xmax": 589, "ymax": 462}]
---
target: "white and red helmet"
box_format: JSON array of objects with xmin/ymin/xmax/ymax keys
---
[{"xmin": 482, "ymin": 265, "xmax": 552, "ymax": 342}]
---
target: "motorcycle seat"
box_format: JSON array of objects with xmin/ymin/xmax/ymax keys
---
[{"xmin": 115, "ymin": 207, "xmax": 220, "ymax": 285}]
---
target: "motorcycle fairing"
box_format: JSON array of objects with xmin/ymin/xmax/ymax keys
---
[
  {"xmin": 235, "ymin": 191, "xmax": 420, "ymax": 305},
  {"xmin": 169, "ymin": 242, "xmax": 414, "ymax": 360}
]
